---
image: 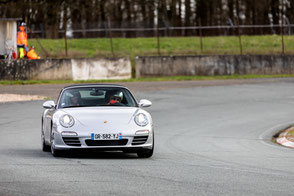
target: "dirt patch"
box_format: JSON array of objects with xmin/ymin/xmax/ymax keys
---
[{"xmin": 0, "ymin": 94, "xmax": 46, "ymax": 103}]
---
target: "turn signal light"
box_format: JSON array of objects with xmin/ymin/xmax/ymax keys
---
[
  {"xmin": 61, "ymin": 131, "xmax": 78, "ymax": 136},
  {"xmin": 135, "ymin": 130, "xmax": 149, "ymax": 135}
]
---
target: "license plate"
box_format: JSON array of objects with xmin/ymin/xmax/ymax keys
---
[{"xmin": 91, "ymin": 133, "xmax": 122, "ymax": 140}]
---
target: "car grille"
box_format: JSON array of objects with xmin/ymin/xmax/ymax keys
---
[
  {"xmin": 85, "ymin": 139, "xmax": 128, "ymax": 146},
  {"xmin": 132, "ymin": 136, "xmax": 149, "ymax": 145},
  {"xmin": 62, "ymin": 137, "xmax": 81, "ymax": 146}
]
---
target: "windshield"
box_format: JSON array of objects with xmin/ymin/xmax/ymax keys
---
[{"xmin": 58, "ymin": 87, "xmax": 137, "ymax": 108}]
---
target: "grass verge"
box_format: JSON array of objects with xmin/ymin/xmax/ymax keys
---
[
  {"xmin": 1, "ymin": 74, "xmax": 294, "ymax": 85},
  {"xmin": 29, "ymin": 35, "xmax": 294, "ymax": 76},
  {"xmin": 286, "ymin": 129, "xmax": 294, "ymax": 142},
  {"xmin": 30, "ymin": 35, "xmax": 294, "ymax": 60}
]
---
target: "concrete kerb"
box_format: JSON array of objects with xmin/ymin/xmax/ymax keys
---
[{"xmin": 275, "ymin": 126, "xmax": 294, "ymax": 148}]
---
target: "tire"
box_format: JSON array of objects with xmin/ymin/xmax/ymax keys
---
[
  {"xmin": 137, "ymin": 148, "xmax": 153, "ymax": 158},
  {"xmin": 41, "ymin": 122, "xmax": 50, "ymax": 152},
  {"xmin": 51, "ymin": 140, "xmax": 61, "ymax": 157},
  {"xmin": 41, "ymin": 132, "xmax": 50, "ymax": 152},
  {"xmin": 50, "ymin": 131, "xmax": 62, "ymax": 157},
  {"xmin": 137, "ymin": 134, "xmax": 154, "ymax": 158}
]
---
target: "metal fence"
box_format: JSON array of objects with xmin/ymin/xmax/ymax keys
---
[
  {"xmin": 29, "ymin": 23, "xmax": 294, "ymax": 38},
  {"xmin": 27, "ymin": 23, "xmax": 294, "ymax": 58}
]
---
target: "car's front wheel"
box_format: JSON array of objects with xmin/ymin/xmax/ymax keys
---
[
  {"xmin": 41, "ymin": 122, "xmax": 50, "ymax": 152},
  {"xmin": 137, "ymin": 134, "xmax": 154, "ymax": 158},
  {"xmin": 41, "ymin": 131, "xmax": 50, "ymax": 152},
  {"xmin": 51, "ymin": 140, "xmax": 62, "ymax": 157},
  {"xmin": 50, "ymin": 132, "xmax": 62, "ymax": 157},
  {"xmin": 137, "ymin": 148, "xmax": 153, "ymax": 158}
]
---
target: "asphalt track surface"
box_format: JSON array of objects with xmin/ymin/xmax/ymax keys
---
[{"xmin": 1, "ymin": 79, "xmax": 294, "ymax": 196}]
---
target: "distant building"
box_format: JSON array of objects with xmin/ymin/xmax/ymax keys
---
[{"xmin": 0, "ymin": 18, "xmax": 22, "ymax": 57}]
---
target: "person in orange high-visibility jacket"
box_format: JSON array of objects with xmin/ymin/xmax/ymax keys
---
[
  {"xmin": 27, "ymin": 46, "xmax": 40, "ymax": 59},
  {"xmin": 17, "ymin": 22, "xmax": 29, "ymax": 59}
]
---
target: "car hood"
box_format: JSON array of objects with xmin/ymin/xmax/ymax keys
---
[{"xmin": 60, "ymin": 107, "xmax": 139, "ymax": 126}]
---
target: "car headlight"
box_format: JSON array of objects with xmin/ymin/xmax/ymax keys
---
[
  {"xmin": 59, "ymin": 114, "xmax": 75, "ymax": 128},
  {"xmin": 134, "ymin": 113, "xmax": 149, "ymax": 127}
]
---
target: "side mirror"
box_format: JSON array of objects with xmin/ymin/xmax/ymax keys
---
[
  {"xmin": 43, "ymin": 100, "xmax": 56, "ymax": 109},
  {"xmin": 138, "ymin": 99, "xmax": 152, "ymax": 108}
]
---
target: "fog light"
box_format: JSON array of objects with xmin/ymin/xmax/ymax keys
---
[
  {"xmin": 61, "ymin": 131, "xmax": 78, "ymax": 136},
  {"xmin": 135, "ymin": 130, "xmax": 149, "ymax": 135}
]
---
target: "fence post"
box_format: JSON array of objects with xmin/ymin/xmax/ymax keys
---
[
  {"xmin": 108, "ymin": 17, "xmax": 115, "ymax": 57},
  {"xmin": 281, "ymin": 0, "xmax": 285, "ymax": 55},
  {"xmin": 198, "ymin": 19, "xmax": 203, "ymax": 54},
  {"xmin": 27, "ymin": 27, "xmax": 49, "ymax": 58},
  {"xmin": 235, "ymin": 0, "xmax": 243, "ymax": 55},
  {"xmin": 157, "ymin": 16, "xmax": 161, "ymax": 56},
  {"xmin": 237, "ymin": 21, "xmax": 243, "ymax": 55},
  {"xmin": 63, "ymin": 10, "xmax": 68, "ymax": 57}
]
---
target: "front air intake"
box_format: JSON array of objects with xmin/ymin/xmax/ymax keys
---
[
  {"xmin": 132, "ymin": 136, "xmax": 148, "ymax": 145},
  {"xmin": 62, "ymin": 137, "xmax": 81, "ymax": 146}
]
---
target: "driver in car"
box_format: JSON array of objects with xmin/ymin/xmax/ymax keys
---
[
  {"xmin": 70, "ymin": 91, "xmax": 82, "ymax": 106},
  {"xmin": 108, "ymin": 91, "xmax": 123, "ymax": 105}
]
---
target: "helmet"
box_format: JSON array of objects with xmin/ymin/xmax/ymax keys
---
[
  {"xmin": 21, "ymin": 22, "xmax": 26, "ymax": 27},
  {"xmin": 115, "ymin": 91, "xmax": 123, "ymax": 100},
  {"xmin": 109, "ymin": 91, "xmax": 123, "ymax": 103},
  {"xmin": 69, "ymin": 91, "xmax": 82, "ymax": 105},
  {"xmin": 71, "ymin": 91, "xmax": 81, "ymax": 99}
]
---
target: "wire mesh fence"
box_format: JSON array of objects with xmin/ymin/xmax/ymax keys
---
[
  {"xmin": 27, "ymin": 23, "xmax": 294, "ymax": 59},
  {"xmin": 29, "ymin": 24, "xmax": 294, "ymax": 38}
]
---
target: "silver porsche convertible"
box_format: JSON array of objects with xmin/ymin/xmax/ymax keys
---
[{"xmin": 41, "ymin": 84, "xmax": 154, "ymax": 158}]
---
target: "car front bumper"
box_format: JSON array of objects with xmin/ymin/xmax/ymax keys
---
[{"xmin": 53, "ymin": 131, "xmax": 153, "ymax": 151}]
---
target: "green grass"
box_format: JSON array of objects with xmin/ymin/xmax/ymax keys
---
[
  {"xmin": 29, "ymin": 35, "xmax": 294, "ymax": 73},
  {"xmin": 1, "ymin": 74, "xmax": 294, "ymax": 85},
  {"xmin": 30, "ymin": 35, "xmax": 294, "ymax": 60},
  {"xmin": 273, "ymin": 125, "xmax": 294, "ymax": 144},
  {"xmin": 287, "ymin": 129, "xmax": 294, "ymax": 138}
]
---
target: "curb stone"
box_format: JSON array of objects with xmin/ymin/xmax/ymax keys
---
[{"xmin": 276, "ymin": 127, "xmax": 294, "ymax": 148}]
